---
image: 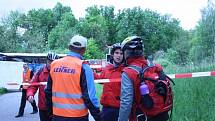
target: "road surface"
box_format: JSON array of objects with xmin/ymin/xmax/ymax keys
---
[{"xmin": 0, "ymin": 92, "xmax": 95, "ymax": 121}]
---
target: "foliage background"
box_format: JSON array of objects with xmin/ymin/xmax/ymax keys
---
[{"xmin": 1, "ymin": 2, "xmax": 214, "ymax": 64}]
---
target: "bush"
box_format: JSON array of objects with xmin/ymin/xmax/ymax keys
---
[
  {"xmin": 165, "ymin": 48, "xmax": 180, "ymax": 64},
  {"xmin": 84, "ymin": 38, "xmax": 105, "ymax": 59},
  {"xmin": 155, "ymin": 58, "xmax": 174, "ymax": 68},
  {"xmin": 0, "ymin": 88, "xmax": 7, "ymax": 95}
]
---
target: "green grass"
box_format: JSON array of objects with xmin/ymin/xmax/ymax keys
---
[
  {"xmin": 168, "ymin": 64, "xmax": 215, "ymax": 121},
  {"xmin": 0, "ymin": 87, "xmax": 7, "ymax": 95},
  {"xmin": 95, "ymin": 64, "xmax": 215, "ymax": 121},
  {"xmin": 172, "ymin": 77, "xmax": 215, "ymax": 121},
  {"xmin": 95, "ymin": 84, "xmax": 103, "ymax": 100}
]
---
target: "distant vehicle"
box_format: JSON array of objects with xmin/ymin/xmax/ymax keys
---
[
  {"xmin": 0, "ymin": 52, "xmax": 106, "ymax": 90},
  {"xmin": 0, "ymin": 52, "xmax": 66, "ymax": 63},
  {"xmin": 0, "ymin": 52, "xmax": 105, "ymax": 69}
]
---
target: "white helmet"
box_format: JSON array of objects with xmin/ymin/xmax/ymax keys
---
[{"xmin": 47, "ymin": 52, "xmax": 59, "ymax": 61}]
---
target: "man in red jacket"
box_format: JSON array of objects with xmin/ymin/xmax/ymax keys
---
[
  {"xmin": 27, "ymin": 52, "xmax": 59, "ymax": 121},
  {"xmin": 94, "ymin": 43, "xmax": 124, "ymax": 121}
]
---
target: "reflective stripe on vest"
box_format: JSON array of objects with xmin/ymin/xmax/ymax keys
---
[
  {"xmin": 53, "ymin": 102, "xmax": 86, "ymax": 110},
  {"xmin": 50, "ymin": 56, "xmax": 88, "ymax": 117},
  {"xmin": 53, "ymin": 92, "xmax": 82, "ymax": 99}
]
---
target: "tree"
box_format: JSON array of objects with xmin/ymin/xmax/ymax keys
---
[
  {"xmin": 171, "ymin": 29, "xmax": 191, "ymax": 64},
  {"xmin": 76, "ymin": 6, "xmax": 109, "ymax": 49},
  {"xmin": 100, "ymin": 6, "xmax": 117, "ymax": 45},
  {"xmin": 48, "ymin": 12, "xmax": 77, "ymax": 50},
  {"xmin": 21, "ymin": 30, "xmax": 45, "ymax": 52},
  {"xmin": 0, "ymin": 11, "xmax": 23, "ymax": 52},
  {"xmin": 197, "ymin": 0, "xmax": 215, "ymax": 62},
  {"xmin": 52, "ymin": 2, "xmax": 72, "ymax": 25},
  {"xmin": 115, "ymin": 8, "xmax": 181, "ymax": 56},
  {"xmin": 84, "ymin": 38, "xmax": 104, "ymax": 59}
]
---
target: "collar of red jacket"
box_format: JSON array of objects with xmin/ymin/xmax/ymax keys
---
[
  {"xmin": 105, "ymin": 62, "xmax": 124, "ymax": 70},
  {"xmin": 126, "ymin": 56, "xmax": 147, "ymax": 66}
]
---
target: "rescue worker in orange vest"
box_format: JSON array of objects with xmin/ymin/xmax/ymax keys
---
[
  {"xmin": 27, "ymin": 52, "xmax": 59, "ymax": 121},
  {"xmin": 15, "ymin": 63, "xmax": 38, "ymax": 118},
  {"xmin": 45, "ymin": 35, "xmax": 101, "ymax": 121},
  {"xmin": 94, "ymin": 43, "xmax": 123, "ymax": 121}
]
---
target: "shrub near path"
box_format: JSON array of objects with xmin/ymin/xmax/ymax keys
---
[{"xmin": 0, "ymin": 87, "xmax": 7, "ymax": 95}]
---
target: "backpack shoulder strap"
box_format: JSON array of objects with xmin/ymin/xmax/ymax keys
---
[
  {"xmin": 127, "ymin": 65, "xmax": 151, "ymax": 74},
  {"xmin": 127, "ymin": 65, "xmax": 144, "ymax": 79},
  {"xmin": 127, "ymin": 65, "xmax": 154, "ymax": 83}
]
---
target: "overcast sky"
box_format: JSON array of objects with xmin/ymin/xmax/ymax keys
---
[{"xmin": 0, "ymin": 0, "xmax": 213, "ymax": 30}]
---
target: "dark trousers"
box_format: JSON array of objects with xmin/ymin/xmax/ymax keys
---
[
  {"xmin": 17, "ymin": 89, "xmax": 38, "ymax": 115},
  {"xmin": 52, "ymin": 114, "xmax": 88, "ymax": 121},
  {"xmin": 101, "ymin": 106, "xmax": 119, "ymax": 121},
  {"xmin": 39, "ymin": 109, "xmax": 52, "ymax": 121}
]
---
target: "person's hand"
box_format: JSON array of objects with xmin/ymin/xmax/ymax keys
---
[{"xmin": 28, "ymin": 96, "xmax": 34, "ymax": 103}]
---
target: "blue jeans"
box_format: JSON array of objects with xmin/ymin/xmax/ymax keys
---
[{"xmin": 101, "ymin": 106, "xmax": 119, "ymax": 121}]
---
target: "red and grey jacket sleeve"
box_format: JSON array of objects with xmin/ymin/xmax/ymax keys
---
[
  {"xmin": 27, "ymin": 68, "xmax": 42, "ymax": 97},
  {"xmin": 118, "ymin": 72, "xmax": 134, "ymax": 121},
  {"xmin": 80, "ymin": 64, "xmax": 101, "ymax": 121}
]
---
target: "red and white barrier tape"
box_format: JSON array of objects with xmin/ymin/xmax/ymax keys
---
[
  {"xmin": 168, "ymin": 71, "xmax": 215, "ymax": 79},
  {"xmin": 89, "ymin": 65, "xmax": 102, "ymax": 69},
  {"xmin": 7, "ymin": 71, "xmax": 215, "ymax": 86}
]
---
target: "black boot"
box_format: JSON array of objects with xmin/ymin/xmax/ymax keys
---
[
  {"xmin": 30, "ymin": 100, "xmax": 38, "ymax": 114},
  {"xmin": 16, "ymin": 89, "xmax": 26, "ymax": 118},
  {"xmin": 15, "ymin": 113, "xmax": 23, "ymax": 118},
  {"xmin": 30, "ymin": 110, "xmax": 38, "ymax": 114},
  {"xmin": 15, "ymin": 107, "xmax": 24, "ymax": 118}
]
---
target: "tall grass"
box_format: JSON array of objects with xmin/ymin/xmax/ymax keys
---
[
  {"xmin": 172, "ymin": 76, "xmax": 215, "ymax": 121},
  {"xmin": 95, "ymin": 64, "xmax": 215, "ymax": 121},
  {"xmin": 166, "ymin": 64, "xmax": 215, "ymax": 121}
]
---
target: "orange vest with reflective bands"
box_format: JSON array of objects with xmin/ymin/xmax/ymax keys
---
[
  {"xmin": 50, "ymin": 56, "xmax": 88, "ymax": 117},
  {"xmin": 22, "ymin": 69, "xmax": 31, "ymax": 89}
]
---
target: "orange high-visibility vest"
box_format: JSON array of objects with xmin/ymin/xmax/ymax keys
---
[
  {"xmin": 50, "ymin": 56, "xmax": 88, "ymax": 117},
  {"xmin": 22, "ymin": 69, "xmax": 31, "ymax": 89}
]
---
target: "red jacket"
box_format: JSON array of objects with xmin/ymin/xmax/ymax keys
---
[
  {"xmin": 27, "ymin": 65, "xmax": 49, "ymax": 110},
  {"xmin": 94, "ymin": 63, "xmax": 124, "ymax": 108}
]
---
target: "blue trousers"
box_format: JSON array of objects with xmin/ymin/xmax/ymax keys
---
[{"xmin": 101, "ymin": 106, "xmax": 119, "ymax": 121}]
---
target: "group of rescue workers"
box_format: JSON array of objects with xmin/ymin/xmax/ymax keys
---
[{"xmin": 15, "ymin": 35, "xmax": 171, "ymax": 121}]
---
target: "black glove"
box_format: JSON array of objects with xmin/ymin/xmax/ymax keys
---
[{"xmin": 19, "ymin": 85, "xmax": 23, "ymax": 89}]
